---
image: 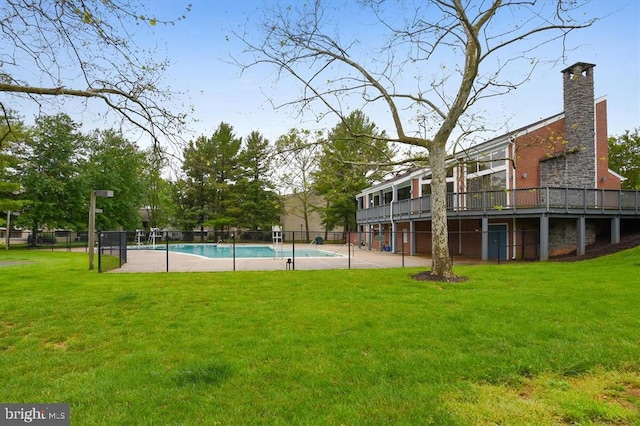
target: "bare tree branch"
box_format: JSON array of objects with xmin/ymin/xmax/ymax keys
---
[
  {"xmin": 232, "ymin": 0, "xmax": 603, "ymax": 278},
  {"xmin": 0, "ymin": 0, "xmax": 191, "ymax": 147}
]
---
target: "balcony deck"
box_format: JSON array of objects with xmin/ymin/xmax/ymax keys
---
[{"xmin": 357, "ymin": 187, "xmax": 640, "ymax": 224}]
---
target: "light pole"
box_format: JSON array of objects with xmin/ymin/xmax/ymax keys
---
[
  {"xmin": 89, "ymin": 190, "xmax": 113, "ymax": 270},
  {"xmin": 5, "ymin": 211, "xmax": 19, "ymax": 250}
]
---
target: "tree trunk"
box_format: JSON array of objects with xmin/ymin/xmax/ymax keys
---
[
  {"xmin": 303, "ymin": 211, "xmax": 310, "ymax": 242},
  {"xmin": 429, "ymin": 143, "xmax": 454, "ymax": 278},
  {"xmin": 31, "ymin": 222, "xmax": 39, "ymax": 247}
]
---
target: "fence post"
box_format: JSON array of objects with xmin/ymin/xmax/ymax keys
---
[
  {"xmin": 164, "ymin": 232, "xmax": 169, "ymax": 272},
  {"xmin": 401, "ymin": 229, "xmax": 405, "ymax": 268},
  {"xmin": 618, "ymin": 191, "xmax": 622, "ymax": 215},
  {"xmin": 545, "ymin": 187, "xmax": 550, "ymax": 211},
  {"xmin": 121, "ymin": 232, "xmax": 127, "ymax": 267},
  {"xmin": 348, "ymin": 231, "xmax": 351, "ymax": 269},
  {"xmin": 98, "ymin": 232, "xmax": 102, "ymax": 273}
]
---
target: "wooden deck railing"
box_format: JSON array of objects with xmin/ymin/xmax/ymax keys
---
[{"xmin": 356, "ymin": 187, "xmax": 640, "ymax": 223}]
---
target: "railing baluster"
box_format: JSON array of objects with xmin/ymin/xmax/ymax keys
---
[{"xmin": 356, "ymin": 187, "xmax": 639, "ymax": 223}]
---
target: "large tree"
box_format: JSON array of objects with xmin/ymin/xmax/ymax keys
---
[
  {"xmin": 0, "ymin": 0, "xmax": 189, "ymax": 144},
  {"xmin": 229, "ymin": 131, "xmax": 281, "ymax": 233},
  {"xmin": 276, "ymin": 128, "xmax": 322, "ymax": 241},
  {"xmin": 169, "ymin": 179, "xmax": 198, "ymax": 234},
  {"xmin": 141, "ymin": 148, "xmax": 173, "ymax": 230},
  {"xmin": 313, "ymin": 111, "xmax": 395, "ymax": 233},
  {"xmin": 235, "ymin": 0, "xmax": 598, "ymax": 279},
  {"xmin": 609, "ymin": 129, "xmax": 640, "ymax": 190},
  {"xmin": 0, "ymin": 112, "xmax": 28, "ymax": 225},
  {"xmin": 181, "ymin": 122, "xmax": 242, "ymax": 236},
  {"xmin": 84, "ymin": 129, "xmax": 147, "ymax": 230},
  {"xmin": 16, "ymin": 114, "xmax": 88, "ymax": 241}
]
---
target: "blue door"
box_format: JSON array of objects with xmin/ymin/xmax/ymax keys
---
[{"xmin": 488, "ymin": 224, "xmax": 508, "ymax": 260}]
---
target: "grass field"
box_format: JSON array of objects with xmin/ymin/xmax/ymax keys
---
[{"xmin": 0, "ymin": 248, "xmax": 639, "ymax": 424}]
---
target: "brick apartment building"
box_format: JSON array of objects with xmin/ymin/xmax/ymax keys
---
[{"xmin": 355, "ymin": 62, "xmax": 639, "ymax": 261}]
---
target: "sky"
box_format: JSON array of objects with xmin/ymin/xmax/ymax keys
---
[
  {"xmin": 9, "ymin": 0, "xmax": 640, "ymax": 151},
  {"xmin": 153, "ymin": 0, "xmax": 640, "ymax": 146}
]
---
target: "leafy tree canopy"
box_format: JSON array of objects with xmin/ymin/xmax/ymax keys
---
[
  {"xmin": 16, "ymin": 114, "xmax": 88, "ymax": 233},
  {"xmin": 313, "ymin": 111, "xmax": 395, "ymax": 232},
  {"xmin": 180, "ymin": 122, "xmax": 242, "ymax": 234},
  {"xmin": 0, "ymin": 112, "xmax": 28, "ymax": 219},
  {"xmin": 85, "ymin": 129, "xmax": 147, "ymax": 230},
  {"xmin": 609, "ymin": 129, "xmax": 640, "ymax": 190}
]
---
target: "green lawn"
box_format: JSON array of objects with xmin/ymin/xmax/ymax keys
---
[{"xmin": 1, "ymin": 248, "xmax": 639, "ymax": 425}]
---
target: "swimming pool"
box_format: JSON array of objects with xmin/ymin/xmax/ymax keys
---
[{"xmin": 132, "ymin": 244, "xmax": 340, "ymax": 259}]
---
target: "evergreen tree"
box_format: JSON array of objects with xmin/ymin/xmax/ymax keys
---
[
  {"xmin": 313, "ymin": 111, "xmax": 395, "ymax": 233},
  {"xmin": 181, "ymin": 122, "xmax": 241, "ymax": 236},
  {"xmin": 169, "ymin": 179, "xmax": 199, "ymax": 235},
  {"xmin": 16, "ymin": 114, "xmax": 88, "ymax": 241},
  {"xmin": 230, "ymin": 131, "xmax": 282, "ymax": 234}
]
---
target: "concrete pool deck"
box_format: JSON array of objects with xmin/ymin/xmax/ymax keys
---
[{"xmin": 113, "ymin": 244, "xmax": 442, "ymax": 273}]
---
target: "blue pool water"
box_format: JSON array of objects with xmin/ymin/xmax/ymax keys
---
[{"xmin": 133, "ymin": 244, "xmax": 339, "ymax": 259}]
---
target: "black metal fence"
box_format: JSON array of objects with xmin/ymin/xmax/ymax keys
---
[
  {"xmin": 98, "ymin": 231, "xmax": 128, "ymax": 272},
  {"xmin": 2, "ymin": 230, "xmax": 89, "ymax": 251},
  {"xmin": 124, "ymin": 229, "xmax": 358, "ymax": 272},
  {"xmin": 108, "ymin": 228, "xmax": 544, "ymax": 272},
  {"xmin": 4, "ymin": 228, "xmax": 548, "ymax": 272}
]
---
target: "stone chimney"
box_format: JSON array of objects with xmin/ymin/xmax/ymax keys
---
[
  {"xmin": 561, "ymin": 62, "xmax": 596, "ymax": 187},
  {"xmin": 539, "ymin": 62, "xmax": 597, "ymax": 188}
]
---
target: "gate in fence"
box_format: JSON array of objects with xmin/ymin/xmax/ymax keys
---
[{"xmin": 98, "ymin": 231, "xmax": 128, "ymax": 272}]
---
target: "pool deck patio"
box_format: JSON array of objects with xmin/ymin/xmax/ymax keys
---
[{"xmin": 113, "ymin": 244, "xmax": 443, "ymax": 273}]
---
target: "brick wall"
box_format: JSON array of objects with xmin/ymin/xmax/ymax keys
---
[
  {"xmin": 514, "ymin": 119, "xmax": 565, "ymax": 188},
  {"xmin": 594, "ymin": 99, "xmax": 620, "ymax": 189},
  {"xmin": 513, "ymin": 62, "xmax": 621, "ymax": 190}
]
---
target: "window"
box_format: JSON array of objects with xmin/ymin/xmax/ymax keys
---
[
  {"xmin": 397, "ymin": 186, "xmax": 411, "ymax": 200},
  {"xmin": 463, "ymin": 146, "xmax": 509, "ymax": 193},
  {"xmin": 491, "ymin": 170, "xmax": 506, "ymax": 189},
  {"xmin": 468, "ymin": 171, "xmax": 507, "ymax": 192},
  {"xmin": 478, "ymin": 155, "xmax": 490, "ymax": 172},
  {"xmin": 421, "ymin": 182, "xmax": 454, "ymax": 195},
  {"xmin": 465, "ymin": 149, "xmax": 508, "ymax": 173},
  {"xmin": 466, "ymin": 162, "xmax": 476, "ymax": 174},
  {"xmin": 383, "ymin": 191, "xmax": 393, "ymax": 204},
  {"xmin": 468, "ymin": 176, "xmax": 483, "ymax": 192},
  {"xmin": 491, "ymin": 149, "xmax": 506, "ymax": 168}
]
